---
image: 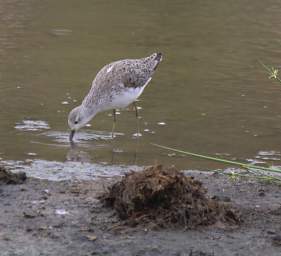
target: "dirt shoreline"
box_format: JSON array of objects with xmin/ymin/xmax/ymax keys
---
[{"xmin": 0, "ymin": 169, "xmax": 280, "ymax": 256}]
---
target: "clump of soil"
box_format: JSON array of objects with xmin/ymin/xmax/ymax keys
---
[
  {"xmin": 0, "ymin": 166, "xmax": 26, "ymax": 185},
  {"xmin": 103, "ymin": 165, "xmax": 240, "ymax": 229}
]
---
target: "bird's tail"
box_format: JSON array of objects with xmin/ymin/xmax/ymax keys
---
[
  {"xmin": 154, "ymin": 52, "xmax": 163, "ymax": 62},
  {"xmin": 143, "ymin": 52, "xmax": 163, "ymax": 71}
]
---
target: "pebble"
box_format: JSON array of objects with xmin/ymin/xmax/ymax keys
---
[
  {"xmin": 55, "ymin": 209, "xmax": 69, "ymax": 215},
  {"xmin": 272, "ymin": 235, "xmax": 281, "ymax": 246}
]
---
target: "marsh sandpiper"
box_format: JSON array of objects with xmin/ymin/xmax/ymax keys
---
[{"xmin": 68, "ymin": 52, "xmax": 163, "ymax": 142}]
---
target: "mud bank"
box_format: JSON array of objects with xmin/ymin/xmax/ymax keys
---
[{"xmin": 0, "ymin": 167, "xmax": 280, "ymax": 256}]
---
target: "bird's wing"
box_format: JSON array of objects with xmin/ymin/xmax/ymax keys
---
[
  {"xmin": 123, "ymin": 70, "xmax": 152, "ymax": 89},
  {"xmin": 81, "ymin": 53, "xmax": 162, "ymax": 108},
  {"xmin": 122, "ymin": 56, "xmax": 161, "ymax": 88}
]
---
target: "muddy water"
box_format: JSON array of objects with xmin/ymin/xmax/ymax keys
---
[{"xmin": 1, "ymin": 0, "xmax": 281, "ymax": 178}]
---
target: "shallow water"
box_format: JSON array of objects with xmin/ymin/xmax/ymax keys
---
[
  {"xmin": 2, "ymin": 159, "xmax": 140, "ymax": 181},
  {"xmin": 1, "ymin": 0, "xmax": 281, "ymax": 178}
]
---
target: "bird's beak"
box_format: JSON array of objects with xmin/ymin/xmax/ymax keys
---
[{"xmin": 69, "ymin": 130, "xmax": 75, "ymax": 142}]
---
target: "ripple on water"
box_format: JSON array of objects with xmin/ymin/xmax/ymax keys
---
[
  {"xmin": 15, "ymin": 120, "xmax": 50, "ymax": 131},
  {"xmin": 43, "ymin": 130, "xmax": 124, "ymax": 143},
  {"xmin": 255, "ymin": 150, "xmax": 281, "ymax": 161},
  {"xmin": 50, "ymin": 28, "xmax": 72, "ymax": 36},
  {"xmin": 157, "ymin": 122, "xmax": 166, "ymax": 126},
  {"xmin": 1, "ymin": 159, "xmax": 140, "ymax": 181}
]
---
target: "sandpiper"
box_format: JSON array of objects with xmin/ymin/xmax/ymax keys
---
[{"xmin": 68, "ymin": 52, "xmax": 163, "ymax": 142}]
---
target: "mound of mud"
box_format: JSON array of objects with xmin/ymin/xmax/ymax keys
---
[
  {"xmin": 103, "ymin": 165, "xmax": 240, "ymax": 229},
  {"xmin": 0, "ymin": 166, "xmax": 26, "ymax": 185}
]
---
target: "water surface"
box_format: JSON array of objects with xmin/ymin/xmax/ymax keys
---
[{"xmin": 1, "ymin": 0, "xmax": 281, "ymax": 178}]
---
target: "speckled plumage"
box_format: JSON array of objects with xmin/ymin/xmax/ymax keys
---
[
  {"xmin": 82, "ymin": 52, "xmax": 162, "ymax": 111},
  {"xmin": 68, "ymin": 53, "xmax": 162, "ymax": 140}
]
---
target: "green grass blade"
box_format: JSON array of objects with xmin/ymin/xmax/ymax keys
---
[{"xmin": 151, "ymin": 143, "xmax": 281, "ymax": 174}]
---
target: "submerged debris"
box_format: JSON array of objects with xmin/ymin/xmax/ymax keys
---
[
  {"xmin": 0, "ymin": 166, "xmax": 26, "ymax": 185},
  {"xmin": 102, "ymin": 165, "xmax": 240, "ymax": 229}
]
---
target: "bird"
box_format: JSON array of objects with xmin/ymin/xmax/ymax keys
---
[{"xmin": 68, "ymin": 52, "xmax": 163, "ymax": 142}]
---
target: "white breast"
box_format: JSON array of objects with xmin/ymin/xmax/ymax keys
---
[
  {"xmin": 99, "ymin": 77, "xmax": 152, "ymax": 111},
  {"xmin": 108, "ymin": 86, "xmax": 144, "ymax": 109}
]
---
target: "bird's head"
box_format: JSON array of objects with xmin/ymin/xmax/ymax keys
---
[{"xmin": 68, "ymin": 106, "xmax": 90, "ymax": 141}]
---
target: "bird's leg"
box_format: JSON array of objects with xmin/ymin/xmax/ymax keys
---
[
  {"xmin": 111, "ymin": 109, "xmax": 116, "ymax": 138},
  {"xmin": 133, "ymin": 102, "xmax": 140, "ymax": 137},
  {"xmin": 132, "ymin": 102, "xmax": 140, "ymax": 164}
]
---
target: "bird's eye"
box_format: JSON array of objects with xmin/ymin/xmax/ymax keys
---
[{"xmin": 74, "ymin": 121, "xmax": 78, "ymax": 124}]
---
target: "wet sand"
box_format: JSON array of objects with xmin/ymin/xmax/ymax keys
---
[{"xmin": 0, "ymin": 169, "xmax": 280, "ymax": 256}]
